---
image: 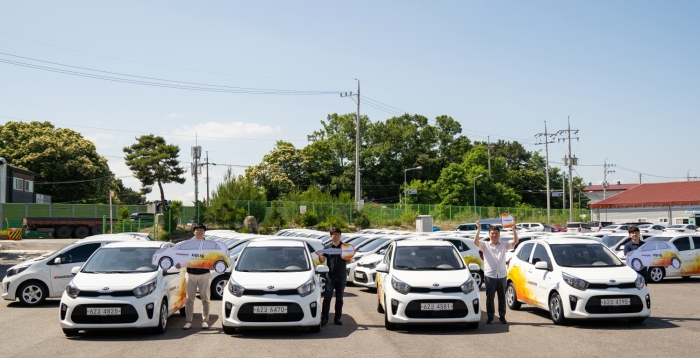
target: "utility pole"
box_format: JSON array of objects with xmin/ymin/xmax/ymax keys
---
[
  {"xmin": 340, "ymin": 79, "xmax": 362, "ymax": 208},
  {"xmin": 487, "ymin": 136, "xmax": 492, "ymax": 178},
  {"xmin": 191, "ymin": 135, "xmax": 201, "ymax": 221},
  {"xmin": 557, "ymin": 117, "xmax": 579, "ymax": 222},
  {"xmin": 205, "ymin": 151, "xmax": 210, "ymax": 205},
  {"xmin": 603, "ymin": 159, "xmax": 616, "ymax": 199},
  {"xmin": 535, "ymin": 121, "xmax": 556, "ymax": 223},
  {"xmin": 563, "ymin": 173, "xmax": 566, "ymax": 211},
  {"xmin": 639, "ymin": 173, "xmax": 642, "ymax": 184}
]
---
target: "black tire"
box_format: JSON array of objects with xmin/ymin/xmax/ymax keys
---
[
  {"xmin": 159, "ymin": 257, "xmax": 173, "ymax": 270},
  {"xmin": 73, "ymin": 226, "xmax": 89, "ymax": 239},
  {"xmin": 648, "ymin": 267, "xmax": 665, "ymax": 283},
  {"xmin": 222, "ymin": 325, "xmax": 237, "ymax": 334},
  {"xmin": 629, "ymin": 317, "xmax": 646, "ymax": 324},
  {"xmin": 56, "ymin": 226, "xmax": 72, "ymax": 238},
  {"xmin": 384, "ymin": 296, "xmax": 396, "ymax": 331},
  {"xmin": 549, "ymin": 292, "xmax": 568, "ymax": 325},
  {"xmin": 377, "ymin": 297, "xmax": 385, "ymax": 314},
  {"xmin": 179, "ymin": 307, "xmax": 186, "ymax": 316},
  {"xmin": 506, "ymin": 282, "xmax": 521, "ymax": 310},
  {"xmin": 62, "ymin": 328, "xmax": 79, "ymax": 337},
  {"xmin": 309, "ymin": 323, "xmax": 321, "ymax": 333},
  {"xmin": 466, "ymin": 322, "xmax": 479, "ymax": 329},
  {"xmin": 151, "ymin": 300, "xmax": 168, "ymax": 334},
  {"xmin": 18, "ymin": 281, "xmax": 48, "ymax": 306},
  {"xmin": 471, "ymin": 270, "xmax": 484, "ymax": 288},
  {"xmin": 90, "ymin": 224, "xmax": 103, "ymax": 236},
  {"xmin": 210, "ymin": 275, "xmax": 229, "ymax": 300}
]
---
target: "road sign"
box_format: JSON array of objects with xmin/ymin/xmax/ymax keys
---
[
  {"xmin": 552, "ymin": 192, "xmax": 562, "ymax": 197},
  {"xmin": 407, "ymin": 189, "xmax": 418, "ymax": 195}
]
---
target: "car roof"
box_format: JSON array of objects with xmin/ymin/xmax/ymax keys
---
[
  {"xmin": 102, "ymin": 241, "xmax": 169, "ymax": 248},
  {"xmin": 81, "ymin": 234, "xmax": 150, "ymax": 242},
  {"xmin": 399, "ymin": 239, "xmax": 452, "ymax": 247},
  {"xmin": 247, "ymin": 239, "xmax": 305, "ymax": 248},
  {"xmin": 534, "ymin": 237, "xmax": 601, "ymax": 245}
]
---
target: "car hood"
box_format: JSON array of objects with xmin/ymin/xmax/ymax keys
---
[
  {"xmin": 72, "ymin": 271, "xmax": 158, "ymax": 290},
  {"xmin": 232, "ymin": 271, "xmax": 314, "ymax": 289},
  {"xmin": 393, "ymin": 269, "xmax": 471, "ymax": 286},
  {"xmin": 560, "ymin": 266, "xmax": 639, "ymax": 283},
  {"xmin": 357, "ymin": 254, "xmax": 384, "ymax": 264}
]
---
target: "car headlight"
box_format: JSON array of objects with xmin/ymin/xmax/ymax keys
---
[
  {"xmin": 368, "ymin": 260, "xmax": 381, "ymax": 270},
  {"xmin": 132, "ymin": 278, "xmax": 157, "ymax": 298},
  {"xmin": 562, "ymin": 273, "xmax": 589, "ymax": 291},
  {"xmin": 634, "ymin": 274, "xmax": 645, "ymax": 290},
  {"xmin": 391, "ymin": 276, "xmax": 411, "ymax": 295},
  {"xmin": 297, "ymin": 277, "xmax": 316, "ymax": 297},
  {"xmin": 460, "ymin": 276, "xmax": 475, "ymax": 294},
  {"xmin": 6, "ymin": 266, "xmax": 29, "ymax": 277},
  {"xmin": 66, "ymin": 281, "xmax": 80, "ymax": 299},
  {"xmin": 228, "ymin": 278, "xmax": 245, "ymax": 297}
]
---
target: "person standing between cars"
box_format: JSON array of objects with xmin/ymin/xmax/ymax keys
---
[
  {"xmin": 624, "ymin": 226, "xmax": 647, "ymax": 280},
  {"xmin": 474, "ymin": 221, "xmax": 519, "ymax": 324},
  {"xmin": 176, "ymin": 223, "xmax": 211, "ymax": 330},
  {"xmin": 315, "ymin": 227, "xmax": 353, "ymax": 326}
]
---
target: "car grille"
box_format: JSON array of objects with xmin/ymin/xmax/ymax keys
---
[
  {"xmin": 71, "ymin": 304, "xmax": 138, "ymax": 324},
  {"xmin": 243, "ymin": 289, "xmax": 299, "ymax": 296},
  {"xmin": 405, "ymin": 299, "xmax": 469, "ymax": 319},
  {"xmin": 78, "ymin": 290, "xmax": 134, "ymax": 297},
  {"xmin": 237, "ymin": 303, "xmax": 304, "ymax": 322},
  {"xmin": 355, "ymin": 272, "xmax": 368, "ymax": 283},
  {"xmin": 409, "ymin": 286, "xmax": 462, "ymax": 293},
  {"xmin": 584, "ymin": 295, "xmax": 644, "ymax": 314},
  {"xmin": 587, "ymin": 283, "xmax": 637, "ymax": 289}
]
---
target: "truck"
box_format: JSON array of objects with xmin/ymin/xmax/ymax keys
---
[{"xmin": 23, "ymin": 217, "xmax": 115, "ymax": 239}]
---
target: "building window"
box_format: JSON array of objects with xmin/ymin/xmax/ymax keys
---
[
  {"xmin": 13, "ymin": 178, "xmax": 24, "ymax": 190},
  {"xmin": 637, "ymin": 218, "xmax": 647, "ymax": 222},
  {"xmin": 25, "ymin": 180, "xmax": 34, "ymax": 193},
  {"xmin": 658, "ymin": 217, "xmax": 668, "ymax": 223}
]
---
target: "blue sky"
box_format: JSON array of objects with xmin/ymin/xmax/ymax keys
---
[{"xmin": 1, "ymin": 1, "xmax": 699, "ymax": 204}]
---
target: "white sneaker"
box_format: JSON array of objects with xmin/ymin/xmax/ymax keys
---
[
  {"xmin": 202, "ymin": 322, "xmax": 209, "ymax": 329},
  {"xmin": 183, "ymin": 322, "xmax": 192, "ymax": 330}
]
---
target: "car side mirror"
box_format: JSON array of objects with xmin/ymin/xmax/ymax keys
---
[
  {"xmin": 315, "ymin": 265, "xmax": 329, "ymax": 274},
  {"xmin": 468, "ymin": 263, "xmax": 480, "ymax": 271},
  {"xmin": 376, "ymin": 263, "xmax": 388, "ymax": 273},
  {"xmin": 535, "ymin": 261, "xmax": 550, "ymax": 270},
  {"xmin": 70, "ymin": 266, "xmax": 81, "ymax": 275},
  {"xmin": 54, "ymin": 257, "xmax": 62, "ymax": 265},
  {"xmin": 378, "ymin": 249, "xmax": 386, "ymax": 255}
]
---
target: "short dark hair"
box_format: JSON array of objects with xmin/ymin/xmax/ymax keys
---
[
  {"xmin": 628, "ymin": 226, "xmax": 640, "ymax": 234},
  {"xmin": 489, "ymin": 226, "xmax": 501, "ymax": 233},
  {"xmin": 329, "ymin": 227, "xmax": 342, "ymax": 235},
  {"xmin": 192, "ymin": 223, "xmax": 207, "ymax": 231}
]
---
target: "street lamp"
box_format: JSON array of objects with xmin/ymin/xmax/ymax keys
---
[
  {"xmin": 473, "ymin": 174, "xmax": 484, "ymax": 213},
  {"xmin": 404, "ymin": 166, "xmax": 423, "ymax": 206}
]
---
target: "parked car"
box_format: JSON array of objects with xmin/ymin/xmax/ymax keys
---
[
  {"xmin": 221, "ymin": 239, "xmax": 328, "ymax": 334},
  {"xmin": 130, "ymin": 212, "xmax": 155, "ymax": 223},
  {"xmin": 599, "ymin": 225, "xmax": 632, "ymax": 234},
  {"xmin": 662, "ymin": 224, "xmax": 698, "ymax": 234},
  {"xmin": 376, "ymin": 240, "xmax": 481, "ymax": 330},
  {"xmin": 516, "ymin": 223, "xmax": 553, "ymax": 232},
  {"xmin": 454, "ymin": 222, "xmax": 489, "ymax": 232},
  {"xmin": 506, "ymin": 238, "xmax": 650, "ymax": 324},
  {"xmin": 59, "ymin": 241, "xmax": 186, "ymax": 336},
  {"xmin": 566, "ymin": 222, "xmax": 592, "ymax": 233},
  {"xmin": 551, "ymin": 225, "xmax": 567, "ymax": 233}
]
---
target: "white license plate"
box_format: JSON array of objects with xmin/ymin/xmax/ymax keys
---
[
  {"xmin": 253, "ymin": 306, "xmax": 287, "ymax": 314},
  {"xmin": 87, "ymin": 307, "xmax": 121, "ymax": 316},
  {"xmin": 601, "ymin": 298, "xmax": 630, "ymax": 306},
  {"xmin": 420, "ymin": 303, "xmax": 453, "ymax": 311},
  {"xmin": 355, "ymin": 272, "xmax": 364, "ymax": 279}
]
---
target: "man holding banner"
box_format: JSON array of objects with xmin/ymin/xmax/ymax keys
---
[{"xmin": 315, "ymin": 227, "xmax": 353, "ymax": 326}]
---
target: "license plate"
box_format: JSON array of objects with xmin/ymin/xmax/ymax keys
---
[
  {"xmin": 420, "ymin": 303, "xmax": 453, "ymax": 311},
  {"xmin": 601, "ymin": 298, "xmax": 630, "ymax": 306},
  {"xmin": 87, "ymin": 307, "xmax": 121, "ymax": 316},
  {"xmin": 355, "ymin": 272, "xmax": 364, "ymax": 279},
  {"xmin": 253, "ymin": 306, "xmax": 287, "ymax": 314}
]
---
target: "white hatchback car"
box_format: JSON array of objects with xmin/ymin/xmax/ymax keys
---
[
  {"xmin": 3, "ymin": 234, "xmax": 151, "ymax": 306},
  {"xmin": 221, "ymin": 240, "xmax": 328, "ymax": 334},
  {"xmin": 376, "ymin": 240, "xmax": 481, "ymax": 330},
  {"xmin": 59, "ymin": 241, "xmax": 187, "ymax": 336},
  {"xmin": 506, "ymin": 238, "xmax": 650, "ymax": 325}
]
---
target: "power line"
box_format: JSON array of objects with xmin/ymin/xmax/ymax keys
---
[{"xmin": 35, "ymin": 175, "xmax": 133, "ymax": 185}]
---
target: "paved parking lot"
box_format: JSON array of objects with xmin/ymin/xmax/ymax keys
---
[{"xmin": 2, "ymin": 251, "xmax": 700, "ymax": 358}]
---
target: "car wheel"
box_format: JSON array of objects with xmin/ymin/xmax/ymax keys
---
[
  {"xmin": 90, "ymin": 224, "xmax": 103, "ymax": 236},
  {"xmin": 179, "ymin": 307, "xmax": 186, "ymax": 316},
  {"xmin": 648, "ymin": 267, "xmax": 665, "ymax": 283},
  {"xmin": 210, "ymin": 275, "xmax": 229, "ymax": 300},
  {"xmin": 629, "ymin": 317, "xmax": 646, "ymax": 324},
  {"xmin": 151, "ymin": 300, "xmax": 168, "ymax": 334},
  {"xmin": 377, "ymin": 297, "xmax": 385, "ymax": 314},
  {"xmin": 384, "ymin": 308, "xmax": 397, "ymax": 331},
  {"xmin": 18, "ymin": 281, "xmax": 48, "ymax": 306},
  {"xmin": 55, "ymin": 225, "xmax": 72, "ymax": 238},
  {"xmin": 222, "ymin": 325, "xmax": 237, "ymax": 334},
  {"xmin": 62, "ymin": 328, "xmax": 79, "ymax": 337},
  {"xmin": 73, "ymin": 226, "xmax": 89, "ymax": 239},
  {"xmin": 214, "ymin": 260, "xmax": 227, "ymax": 274},
  {"xmin": 549, "ymin": 292, "xmax": 568, "ymax": 325},
  {"xmin": 631, "ymin": 258, "xmax": 643, "ymax": 271},
  {"xmin": 309, "ymin": 323, "xmax": 321, "ymax": 333},
  {"xmin": 671, "ymin": 258, "xmax": 681, "ymax": 269},
  {"xmin": 159, "ymin": 257, "xmax": 173, "ymax": 270},
  {"xmin": 506, "ymin": 282, "xmax": 521, "ymax": 310},
  {"xmin": 471, "ymin": 271, "xmax": 483, "ymax": 288},
  {"xmin": 466, "ymin": 322, "xmax": 479, "ymax": 329}
]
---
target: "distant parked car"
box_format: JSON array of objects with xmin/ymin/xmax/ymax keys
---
[
  {"xmin": 130, "ymin": 212, "xmax": 155, "ymax": 223},
  {"xmin": 515, "ymin": 223, "xmax": 553, "ymax": 232},
  {"xmin": 551, "ymin": 225, "xmax": 567, "ymax": 233},
  {"xmin": 432, "ymin": 226, "xmax": 441, "ymax": 232},
  {"xmin": 566, "ymin": 222, "xmax": 591, "ymax": 233},
  {"xmin": 599, "ymin": 225, "xmax": 631, "ymax": 234},
  {"xmin": 663, "ymin": 224, "xmax": 698, "ymax": 234},
  {"xmin": 636, "ymin": 224, "xmax": 665, "ymax": 235}
]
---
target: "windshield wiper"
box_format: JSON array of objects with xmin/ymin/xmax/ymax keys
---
[
  {"xmin": 81, "ymin": 270, "xmax": 96, "ymax": 273},
  {"xmin": 394, "ymin": 265, "xmax": 415, "ymax": 270}
]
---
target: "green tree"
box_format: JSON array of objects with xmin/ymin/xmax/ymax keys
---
[
  {"xmin": 123, "ymin": 135, "xmax": 186, "ymax": 206},
  {"xmin": 0, "ymin": 121, "xmax": 113, "ymax": 203},
  {"xmin": 113, "ymin": 179, "xmax": 147, "ymax": 205},
  {"xmin": 245, "ymin": 141, "xmax": 301, "ymax": 200}
]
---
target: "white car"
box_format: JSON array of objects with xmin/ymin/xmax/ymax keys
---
[
  {"xmin": 598, "ymin": 225, "xmax": 632, "ymax": 234},
  {"xmin": 151, "ymin": 239, "xmax": 230, "ymax": 273},
  {"xmin": 3, "ymin": 234, "xmax": 151, "ymax": 306},
  {"xmin": 221, "ymin": 240, "xmax": 328, "ymax": 334},
  {"xmin": 376, "ymin": 240, "xmax": 481, "ymax": 330},
  {"xmin": 636, "ymin": 224, "xmax": 665, "ymax": 235},
  {"xmin": 506, "ymin": 238, "xmax": 650, "ymax": 324},
  {"xmin": 422, "ymin": 236, "xmax": 485, "ymax": 287},
  {"xmin": 59, "ymin": 241, "xmax": 187, "ymax": 336},
  {"xmin": 352, "ymin": 236, "xmax": 416, "ymax": 288},
  {"xmin": 516, "ymin": 223, "xmax": 553, "ymax": 232},
  {"xmin": 345, "ymin": 235, "xmax": 395, "ymax": 284},
  {"xmin": 662, "ymin": 224, "xmax": 698, "ymax": 234},
  {"xmin": 630, "ymin": 234, "xmax": 700, "ymax": 283}
]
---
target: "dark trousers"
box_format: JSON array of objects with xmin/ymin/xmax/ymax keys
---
[
  {"xmin": 485, "ymin": 277, "xmax": 507, "ymax": 320},
  {"xmin": 321, "ymin": 275, "xmax": 346, "ymax": 321}
]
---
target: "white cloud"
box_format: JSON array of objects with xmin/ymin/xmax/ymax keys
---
[
  {"xmin": 166, "ymin": 113, "xmax": 180, "ymax": 119},
  {"xmin": 172, "ymin": 121, "xmax": 281, "ymax": 140}
]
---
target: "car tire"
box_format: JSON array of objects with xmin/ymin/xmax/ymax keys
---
[
  {"xmin": 648, "ymin": 267, "xmax": 665, "ymax": 283},
  {"xmin": 377, "ymin": 297, "xmax": 385, "ymax": 314},
  {"xmin": 549, "ymin": 292, "xmax": 568, "ymax": 325},
  {"xmin": 466, "ymin": 322, "xmax": 479, "ymax": 329},
  {"xmin": 309, "ymin": 323, "xmax": 321, "ymax": 333},
  {"xmin": 62, "ymin": 328, "xmax": 79, "ymax": 337},
  {"xmin": 90, "ymin": 224, "xmax": 103, "ymax": 236},
  {"xmin": 671, "ymin": 258, "xmax": 681, "ymax": 269},
  {"xmin": 55, "ymin": 225, "xmax": 72, "ymax": 238},
  {"xmin": 213, "ymin": 260, "xmax": 227, "ymax": 274},
  {"xmin": 179, "ymin": 307, "xmax": 186, "ymax": 316},
  {"xmin": 506, "ymin": 282, "xmax": 521, "ymax": 310},
  {"xmin": 159, "ymin": 257, "xmax": 173, "ymax": 270},
  {"xmin": 222, "ymin": 325, "xmax": 237, "ymax": 335},
  {"xmin": 210, "ymin": 275, "xmax": 229, "ymax": 300},
  {"xmin": 384, "ymin": 308, "xmax": 397, "ymax": 331},
  {"xmin": 18, "ymin": 281, "xmax": 48, "ymax": 306},
  {"xmin": 73, "ymin": 226, "xmax": 89, "ymax": 239},
  {"xmin": 631, "ymin": 258, "xmax": 643, "ymax": 271},
  {"xmin": 629, "ymin": 317, "xmax": 646, "ymax": 324},
  {"xmin": 151, "ymin": 300, "xmax": 168, "ymax": 334},
  {"xmin": 471, "ymin": 270, "xmax": 484, "ymax": 288}
]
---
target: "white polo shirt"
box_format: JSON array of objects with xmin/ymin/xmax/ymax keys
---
[{"xmin": 477, "ymin": 240, "xmax": 514, "ymax": 279}]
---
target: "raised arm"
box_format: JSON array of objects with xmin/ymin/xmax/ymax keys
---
[
  {"xmin": 473, "ymin": 221, "xmax": 481, "ymax": 248},
  {"xmin": 511, "ymin": 223, "xmax": 519, "ymax": 248}
]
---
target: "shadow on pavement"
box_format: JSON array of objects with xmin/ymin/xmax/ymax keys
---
[
  {"xmin": 513, "ymin": 307, "xmax": 679, "ymax": 330},
  {"xmin": 228, "ymin": 314, "xmax": 357, "ymax": 340},
  {"xmin": 65, "ymin": 313, "xmax": 223, "ymax": 341}
]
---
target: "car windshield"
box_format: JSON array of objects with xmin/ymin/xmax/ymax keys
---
[
  {"xmin": 82, "ymin": 247, "xmax": 159, "ymax": 273},
  {"xmin": 602, "ymin": 225, "xmax": 620, "ymax": 230},
  {"xmin": 646, "ymin": 236, "xmax": 672, "ymax": 242},
  {"xmin": 223, "ymin": 238, "xmax": 240, "ymax": 246},
  {"xmin": 357, "ymin": 238, "xmax": 390, "ymax": 253},
  {"xmin": 637, "ymin": 225, "xmax": 651, "ymax": 229},
  {"xmin": 601, "ymin": 235, "xmax": 627, "ymax": 248},
  {"xmin": 393, "ymin": 246, "xmax": 465, "ymax": 270},
  {"xmin": 229, "ymin": 241, "xmax": 248, "ymax": 257},
  {"xmin": 550, "ymin": 244, "xmax": 624, "ymax": 267},
  {"xmin": 236, "ymin": 246, "xmax": 310, "ymax": 272},
  {"xmin": 566, "ymin": 223, "xmax": 581, "ymax": 228},
  {"xmin": 346, "ymin": 236, "xmax": 372, "ymax": 247}
]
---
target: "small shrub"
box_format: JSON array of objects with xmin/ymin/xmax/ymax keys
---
[
  {"xmin": 118, "ymin": 207, "xmax": 130, "ymax": 221},
  {"xmin": 300, "ymin": 211, "xmax": 319, "ymax": 228},
  {"xmin": 238, "ymin": 226, "xmax": 249, "ymax": 233},
  {"xmin": 258, "ymin": 226, "xmax": 271, "ymax": 235},
  {"xmin": 352, "ymin": 211, "xmax": 371, "ymax": 229},
  {"xmin": 400, "ymin": 209, "xmax": 419, "ymax": 225}
]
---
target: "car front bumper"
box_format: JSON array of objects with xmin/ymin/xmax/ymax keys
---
[
  {"xmin": 561, "ymin": 287, "xmax": 651, "ymax": 320},
  {"xmin": 385, "ymin": 291, "xmax": 481, "ymax": 324},
  {"xmin": 59, "ymin": 293, "xmax": 165, "ymax": 329},
  {"xmin": 352, "ymin": 268, "xmax": 377, "ymax": 288},
  {"xmin": 222, "ymin": 291, "xmax": 322, "ymax": 328}
]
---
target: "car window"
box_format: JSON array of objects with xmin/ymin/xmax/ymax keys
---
[
  {"xmin": 514, "ymin": 237, "xmax": 531, "ymax": 250},
  {"xmin": 201, "ymin": 241, "xmax": 218, "ymax": 250},
  {"xmin": 82, "ymin": 247, "xmax": 159, "ymax": 273},
  {"xmin": 642, "ymin": 243, "xmax": 657, "ymax": 251},
  {"xmin": 357, "ymin": 238, "xmax": 390, "ymax": 253},
  {"xmin": 385, "ymin": 244, "xmax": 394, "ymax": 264},
  {"xmin": 550, "ymin": 243, "xmax": 623, "ymax": 267},
  {"xmin": 444, "ymin": 239, "xmax": 466, "ymax": 252},
  {"xmin": 179, "ymin": 241, "xmax": 201, "ymax": 250},
  {"xmin": 393, "ymin": 245, "xmax": 465, "ymax": 270},
  {"xmin": 236, "ymin": 246, "xmax": 310, "ymax": 272},
  {"xmin": 673, "ymin": 237, "xmax": 691, "ymax": 251},
  {"xmin": 60, "ymin": 243, "xmax": 102, "ymax": 263},
  {"xmin": 517, "ymin": 242, "xmax": 535, "ymax": 262},
  {"xmin": 530, "ymin": 244, "xmax": 551, "ymax": 267},
  {"xmin": 692, "ymin": 237, "xmax": 700, "ymax": 250}
]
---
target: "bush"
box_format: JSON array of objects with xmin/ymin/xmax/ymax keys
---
[
  {"xmin": 237, "ymin": 226, "xmax": 249, "ymax": 233},
  {"xmin": 352, "ymin": 211, "xmax": 371, "ymax": 229},
  {"xmin": 300, "ymin": 211, "xmax": 319, "ymax": 228},
  {"xmin": 258, "ymin": 226, "xmax": 271, "ymax": 235},
  {"xmin": 317, "ymin": 215, "xmax": 348, "ymax": 232},
  {"xmin": 118, "ymin": 206, "xmax": 130, "ymax": 221},
  {"xmin": 266, "ymin": 201, "xmax": 286, "ymax": 229},
  {"xmin": 400, "ymin": 209, "xmax": 419, "ymax": 225}
]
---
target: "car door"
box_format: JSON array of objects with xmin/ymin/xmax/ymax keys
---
[
  {"xmin": 508, "ymin": 242, "xmax": 536, "ymax": 305},
  {"xmin": 529, "ymin": 243, "xmax": 554, "ymax": 308},
  {"xmin": 49, "ymin": 242, "xmax": 102, "ymax": 295},
  {"xmin": 377, "ymin": 244, "xmax": 394, "ymax": 309},
  {"xmin": 688, "ymin": 236, "xmax": 700, "ymax": 275},
  {"xmin": 670, "ymin": 237, "xmax": 693, "ymax": 276}
]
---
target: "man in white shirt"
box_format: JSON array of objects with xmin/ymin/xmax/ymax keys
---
[{"xmin": 473, "ymin": 221, "xmax": 519, "ymax": 324}]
